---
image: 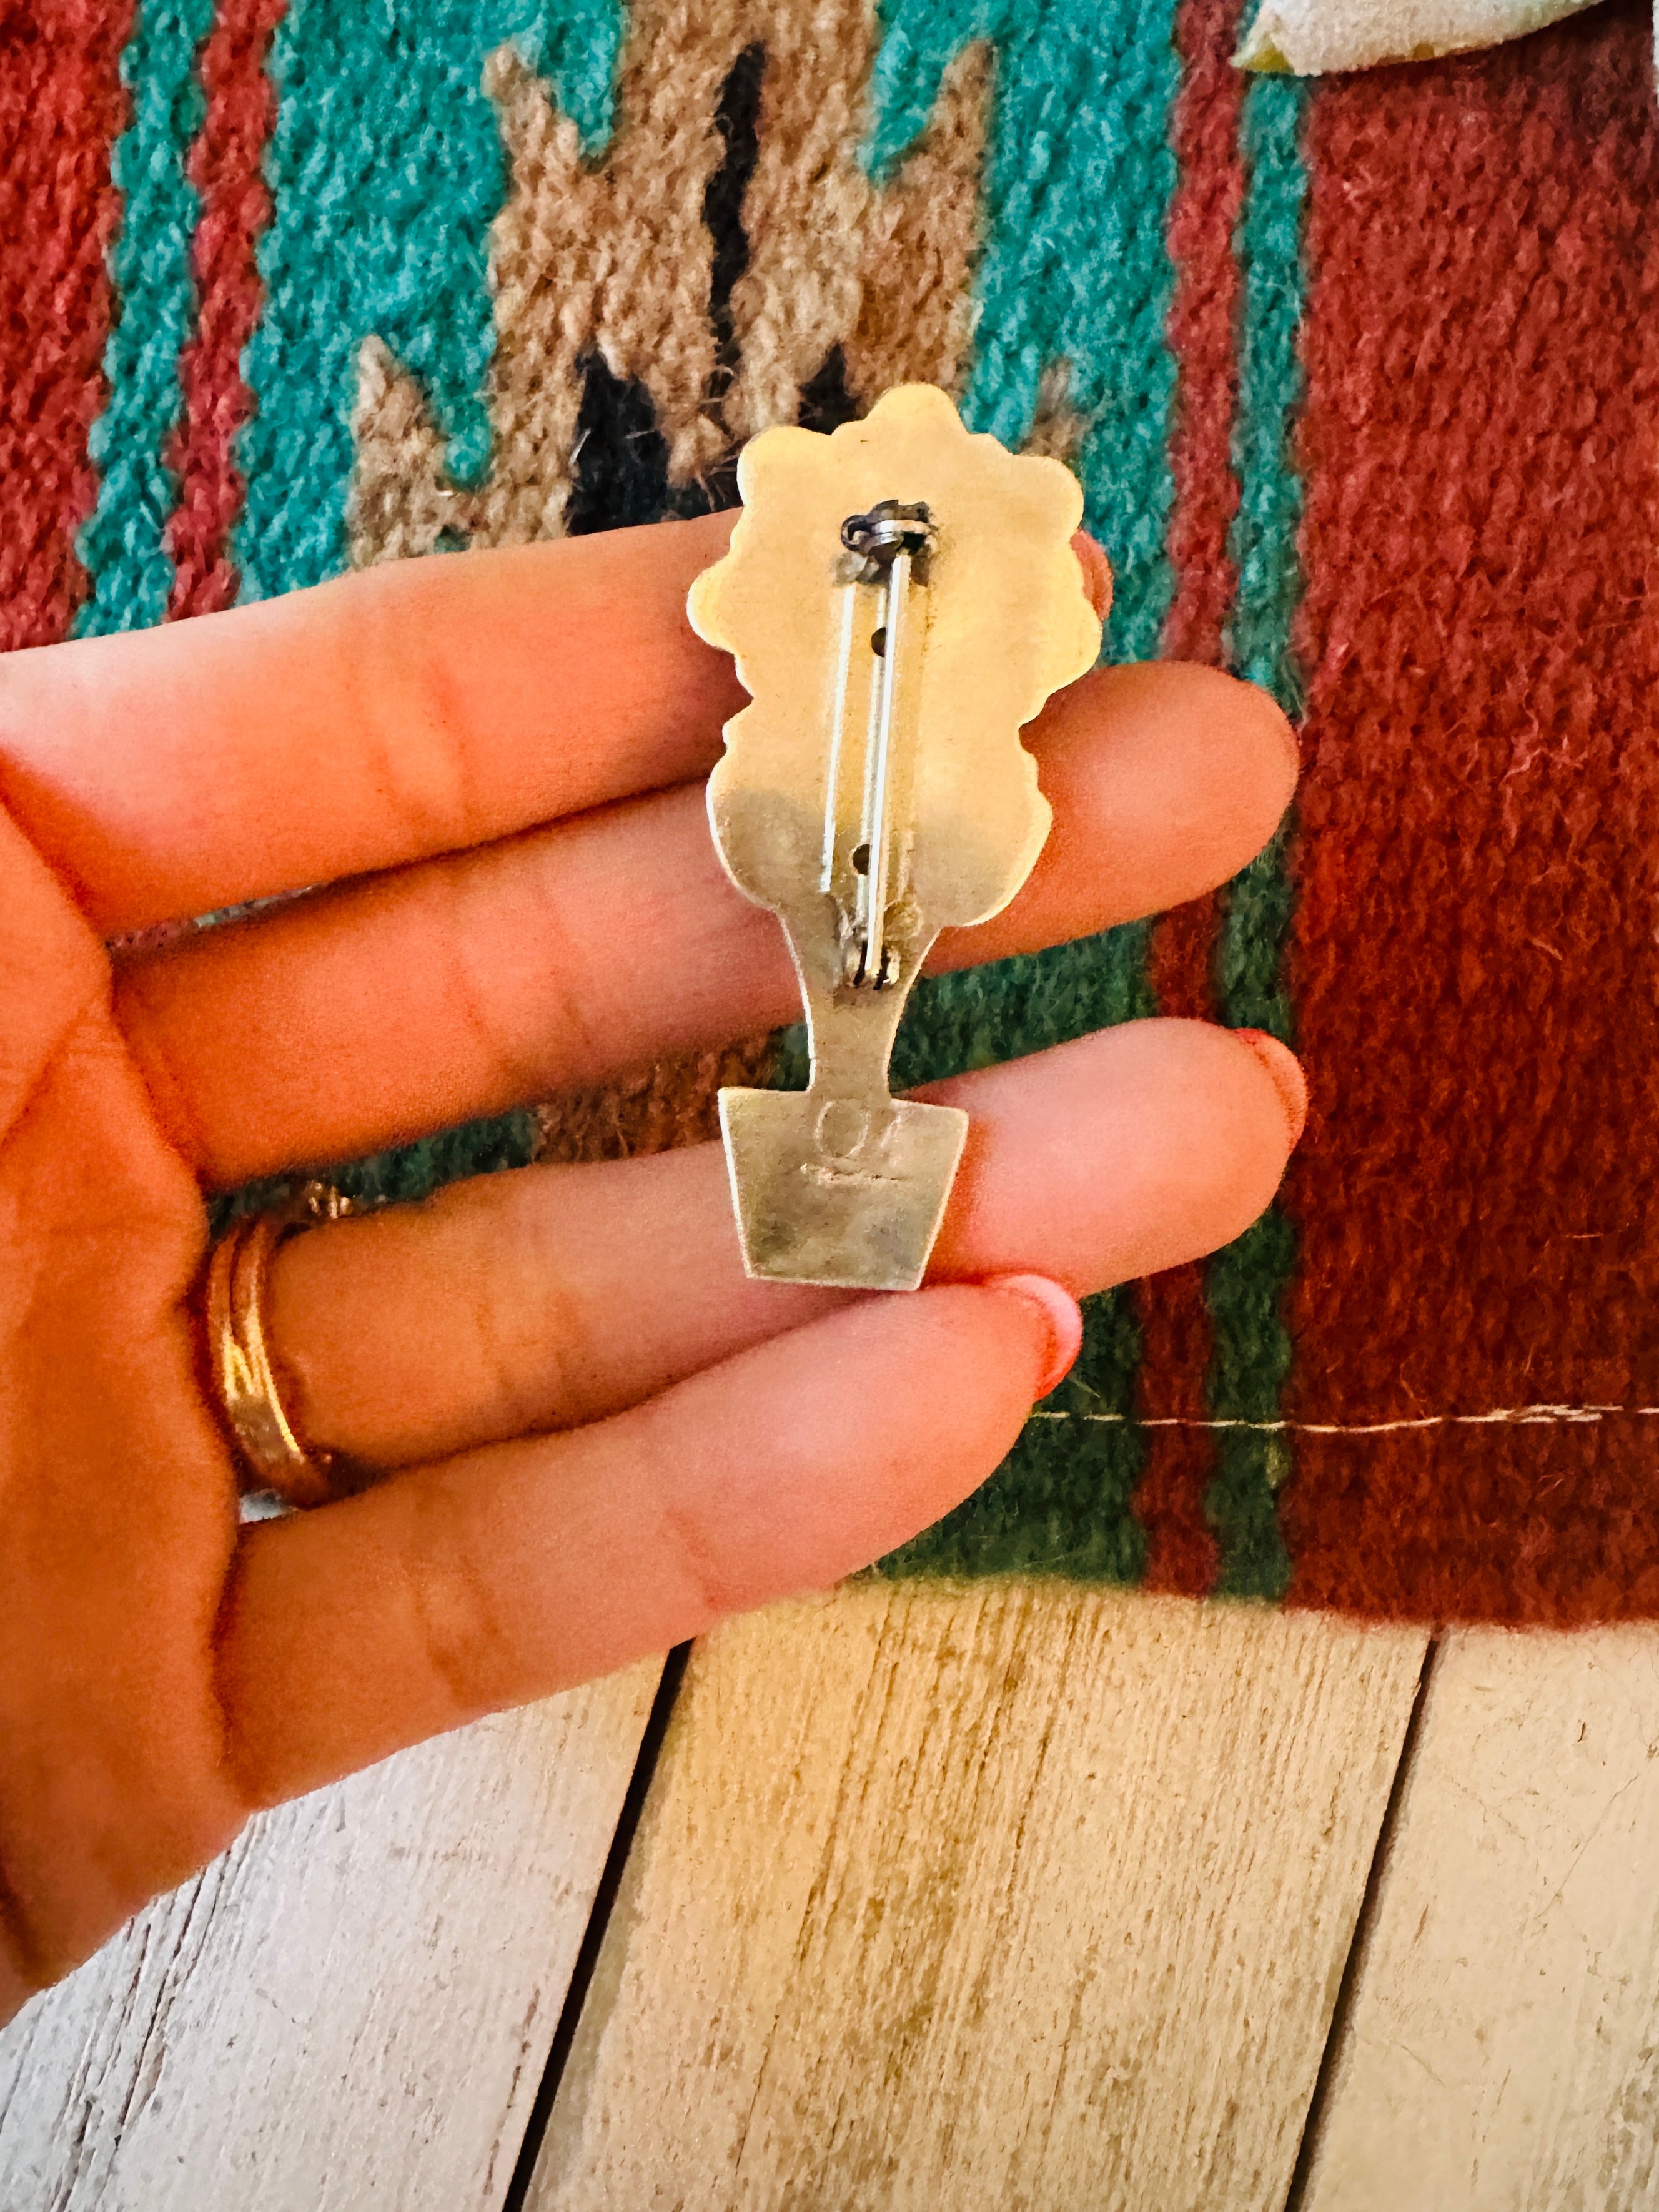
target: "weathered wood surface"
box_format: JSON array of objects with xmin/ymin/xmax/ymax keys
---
[
  {"xmin": 0, "ymin": 1664, "xmax": 659, "ymax": 2212},
  {"xmin": 1297, "ymin": 1626, "xmax": 1659, "ymax": 2212},
  {"xmin": 16, "ymin": 1596, "xmax": 1659, "ymax": 2210},
  {"xmin": 529, "ymin": 1583, "xmax": 1429, "ymax": 2212}
]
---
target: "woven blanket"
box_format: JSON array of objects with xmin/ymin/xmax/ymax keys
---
[{"xmin": 3, "ymin": 0, "xmax": 1654, "ymax": 1626}]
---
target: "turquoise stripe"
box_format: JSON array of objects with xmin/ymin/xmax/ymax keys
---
[
  {"xmin": 1226, "ymin": 75, "xmax": 1308, "ymax": 723},
  {"xmin": 869, "ymin": 0, "xmax": 1180, "ymax": 661},
  {"xmin": 234, "ymin": 0, "xmax": 624, "ymax": 601},
  {"xmin": 222, "ymin": 1, "xmax": 623, "ymax": 1210},
  {"xmin": 74, "ymin": 0, "xmax": 215, "ymax": 637},
  {"xmin": 882, "ymin": 1286, "xmax": 1149, "ymax": 1584},
  {"xmin": 866, "ymin": 0, "xmax": 1181, "ymax": 1584},
  {"xmin": 1206, "ymin": 72, "xmax": 1310, "ymax": 1601},
  {"xmin": 889, "ymin": 924, "xmax": 1157, "ymax": 1094},
  {"xmin": 879, "ymin": 932, "xmax": 1155, "ymax": 1587},
  {"xmin": 211, "ymin": 1107, "xmax": 545, "ymax": 1233}
]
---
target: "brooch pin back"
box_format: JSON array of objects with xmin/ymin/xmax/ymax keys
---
[{"xmin": 688, "ymin": 383, "xmax": 1103, "ymax": 1291}]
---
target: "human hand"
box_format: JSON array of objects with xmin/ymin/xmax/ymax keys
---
[{"xmin": 0, "ymin": 512, "xmax": 1299, "ymax": 2017}]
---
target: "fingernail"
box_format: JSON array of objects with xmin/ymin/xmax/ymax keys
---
[
  {"xmin": 1069, "ymin": 530, "xmax": 1114, "ymax": 620},
  {"xmin": 979, "ymin": 1273, "xmax": 1085, "ymax": 1400},
  {"xmin": 1234, "ymin": 1028, "xmax": 1309, "ymax": 1147}
]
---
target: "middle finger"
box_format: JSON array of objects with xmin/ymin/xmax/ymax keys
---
[{"xmin": 115, "ymin": 661, "xmax": 1295, "ymax": 1186}]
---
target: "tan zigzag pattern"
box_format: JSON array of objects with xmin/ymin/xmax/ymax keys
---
[{"xmin": 349, "ymin": 1, "xmax": 991, "ymax": 566}]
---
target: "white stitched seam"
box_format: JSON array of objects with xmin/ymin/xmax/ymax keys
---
[{"xmin": 1029, "ymin": 1404, "xmax": 1659, "ymax": 1435}]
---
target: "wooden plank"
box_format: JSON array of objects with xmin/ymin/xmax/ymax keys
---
[
  {"xmin": 1297, "ymin": 1625, "xmax": 1659, "ymax": 2212},
  {"xmin": 0, "ymin": 1664, "xmax": 659, "ymax": 2212},
  {"xmin": 528, "ymin": 1584, "xmax": 1428, "ymax": 2211}
]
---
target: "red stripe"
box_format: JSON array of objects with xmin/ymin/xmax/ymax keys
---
[
  {"xmin": 165, "ymin": 0, "xmax": 285, "ymax": 620},
  {"xmin": 1132, "ymin": 0, "xmax": 1246, "ymax": 1592},
  {"xmin": 0, "ymin": 0, "xmax": 136, "ymax": 651},
  {"xmin": 1280, "ymin": 1, "xmax": 1659, "ymax": 1624},
  {"xmin": 1133, "ymin": 1264, "xmax": 1221, "ymax": 1594},
  {"xmin": 1147, "ymin": 894, "xmax": 1218, "ymax": 1024}
]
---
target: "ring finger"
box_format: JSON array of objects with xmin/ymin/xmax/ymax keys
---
[{"xmin": 264, "ymin": 1017, "xmax": 1305, "ymax": 1478}]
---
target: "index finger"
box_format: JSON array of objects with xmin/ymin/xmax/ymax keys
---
[
  {"xmin": 0, "ymin": 513, "xmax": 743, "ymax": 936},
  {"xmin": 0, "ymin": 518, "xmax": 1111, "ymax": 939}
]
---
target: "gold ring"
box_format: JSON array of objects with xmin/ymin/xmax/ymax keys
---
[{"xmin": 204, "ymin": 1182, "xmax": 363, "ymax": 1509}]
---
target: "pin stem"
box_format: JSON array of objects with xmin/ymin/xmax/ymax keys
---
[
  {"xmin": 836, "ymin": 500, "xmax": 935, "ymax": 991},
  {"xmin": 859, "ymin": 546, "xmax": 910, "ymax": 988}
]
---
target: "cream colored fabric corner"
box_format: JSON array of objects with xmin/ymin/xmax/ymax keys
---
[{"xmin": 1236, "ymin": 0, "xmax": 1610, "ymax": 74}]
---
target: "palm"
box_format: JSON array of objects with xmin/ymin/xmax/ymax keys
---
[
  {"xmin": 0, "ymin": 821, "xmax": 244, "ymax": 2010},
  {"xmin": 0, "ymin": 513, "xmax": 1297, "ymax": 2015}
]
